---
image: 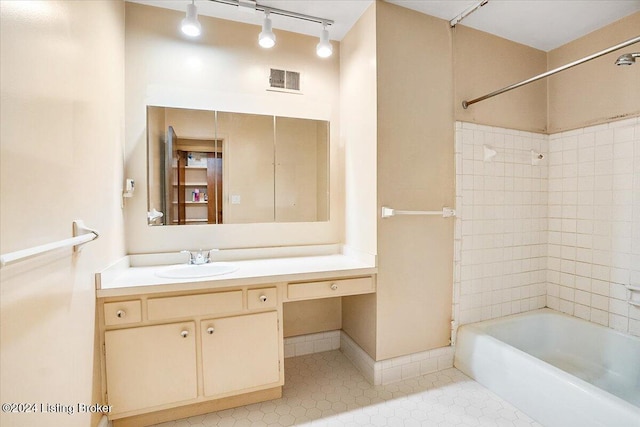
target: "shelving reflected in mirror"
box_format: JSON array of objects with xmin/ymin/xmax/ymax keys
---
[{"xmin": 147, "ymin": 106, "xmax": 329, "ymax": 226}]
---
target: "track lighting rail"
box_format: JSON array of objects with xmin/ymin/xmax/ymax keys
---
[{"xmin": 208, "ymin": 0, "xmax": 334, "ymax": 26}]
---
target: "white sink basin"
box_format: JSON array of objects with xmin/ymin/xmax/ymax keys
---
[{"xmin": 155, "ymin": 262, "xmax": 238, "ymax": 279}]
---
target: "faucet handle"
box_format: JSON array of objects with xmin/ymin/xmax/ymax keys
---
[{"xmin": 180, "ymin": 250, "xmax": 194, "ymax": 264}]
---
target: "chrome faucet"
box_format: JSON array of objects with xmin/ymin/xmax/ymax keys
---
[{"xmin": 181, "ymin": 249, "xmax": 211, "ymax": 265}]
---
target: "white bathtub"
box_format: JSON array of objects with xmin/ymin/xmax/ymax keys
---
[{"xmin": 454, "ymin": 309, "xmax": 640, "ymax": 427}]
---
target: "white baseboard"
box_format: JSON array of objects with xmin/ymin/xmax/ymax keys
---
[
  {"xmin": 339, "ymin": 331, "xmax": 379, "ymax": 384},
  {"xmin": 285, "ymin": 330, "xmax": 456, "ymax": 386},
  {"xmin": 340, "ymin": 331, "xmax": 455, "ymax": 385},
  {"xmin": 284, "ymin": 330, "xmax": 341, "ymax": 358}
]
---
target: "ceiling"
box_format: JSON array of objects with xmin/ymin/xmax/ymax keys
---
[
  {"xmin": 389, "ymin": 0, "xmax": 640, "ymax": 51},
  {"xmin": 129, "ymin": 0, "xmax": 640, "ymax": 51}
]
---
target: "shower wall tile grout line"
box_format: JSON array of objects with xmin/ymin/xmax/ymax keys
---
[{"xmin": 453, "ymin": 116, "xmax": 640, "ymax": 337}]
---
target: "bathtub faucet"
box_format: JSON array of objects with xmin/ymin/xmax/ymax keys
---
[{"xmin": 181, "ymin": 249, "xmax": 211, "ymax": 265}]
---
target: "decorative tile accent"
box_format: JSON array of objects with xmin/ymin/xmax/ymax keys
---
[
  {"xmin": 152, "ymin": 350, "xmax": 541, "ymax": 427},
  {"xmin": 284, "ymin": 331, "xmax": 341, "ymax": 358}
]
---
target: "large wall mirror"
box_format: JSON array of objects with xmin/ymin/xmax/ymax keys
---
[{"xmin": 147, "ymin": 106, "xmax": 329, "ymax": 226}]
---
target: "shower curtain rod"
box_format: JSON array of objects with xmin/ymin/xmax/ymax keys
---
[{"xmin": 462, "ymin": 35, "xmax": 640, "ymax": 109}]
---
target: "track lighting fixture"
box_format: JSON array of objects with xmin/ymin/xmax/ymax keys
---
[
  {"xmin": 258, "ymin": 10, "xmax": 276, "ymax": 48},
  {"xmin": 183, "ymin": 0, "xmax": 335, "ymax": 58},
  {"xmin": 181, "ymin": 0, "xmax": 201, "ymax": 37},
  {"xmin": 316, "ymin": 22, "xmax": 333, "ymax": 58}
]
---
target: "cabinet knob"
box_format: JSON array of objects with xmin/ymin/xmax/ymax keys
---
[
  {"xmin": 259, "ymin": 295, "xmax": 268, "ymax": 302},
  {"xmin": 181, "ymin": 330, "xmax": 189, "ymax": 338},
  {"xmin": 330, "ymin": 283, "xmax": 338, "ymax": 291},
  {"xmin": 116, "ymin": 310, "xmax": 126, "ymax": 318},
  {"xmin": 206, "ymin": 327, "xmax": 215, "ymax": 335}
]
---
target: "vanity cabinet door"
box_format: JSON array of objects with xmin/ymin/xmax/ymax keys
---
[
  {"xmin": 105, "ymin": 322, "xmax": 197, "ymax": 414},
  {"xmin": 201, "ymin": 312, "xmax": 280, "ymax": 396}
]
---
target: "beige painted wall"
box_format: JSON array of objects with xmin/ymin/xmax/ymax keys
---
[
  {"xmin": 124, "ymin": 2, "xmax": 342, "ymax": 253},
  {"xmin": 283, "ymin": 299, "xmax": 342, "ymax": 338},
  {"xmin": 340, "ymin": 2, "xmax": 379, "ymax": 359},
  {"xmin": 341, "ymin": 293, "xmax": 377, "ymax": 357},
  {"xmin": 0, "ymin": 2, "xmax": 125, "ymax": 427},
  {"xmin": 455, "ymin": 13, "xmax": 639, "ymax": 134},
  {"xmin": 548, "ymin": 12, "xmax": 640, "ymax": 133},
  {"xmin": 341, "ymin": 2, "xmax": 378, "ymax": 259},
  {"xmin": 375, "ymin": 1, "xmax": 455, "ymax": 360},
  {"xmin": 454, "ymin": 25, "xmax": 548, "ymax": 133},
  {"xmin": 342, "ymin": 1, "xmax": 456, "ymax": 361}
]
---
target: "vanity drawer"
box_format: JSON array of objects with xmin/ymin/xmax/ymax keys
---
[
  {"xmin": 147, "ymin": 291, "xmax": 243, "ymax": 321},
  {"xmin": 247, "ymin": 288, "xmax": 278, "ymax": 310},
  {"xmin": 287, "ymin": 277, "xmax": 373, "ymax": 300},
  {"xmin": 104, "ymin": 300, "xmax": 142, "ymax": 326}
]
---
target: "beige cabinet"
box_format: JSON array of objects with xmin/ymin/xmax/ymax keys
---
[
  {"xmin": 147, "ymin": 291, "xmax": 243, "ymax": 320},
  {"xmin": 201, "ymin": 311, "xmax": 280, "ymax": 396},
  {"xmin": 98, "ymin": 273, "xmax": 374, "ymax": 424},
  {"xmin": 104, "ymin": 322, "xmax": 197, "ymax": 414},
  {"xmin": 103, "ymin": 300, "xmax": 142, "ymax": 326},
  {"xmin": 102, "ymin": 290, "xmax": 284, "ymax": 422},
  {"xmin": 287, "ymin": 277, "xmax": 374, "ymax": 300}
]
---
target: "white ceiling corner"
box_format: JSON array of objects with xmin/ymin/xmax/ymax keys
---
[{"xmin": 387, "ymin": 0, "xmax": 640, "ymax": 51}]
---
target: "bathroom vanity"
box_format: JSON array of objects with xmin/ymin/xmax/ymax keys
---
[{"xmin": 96, "ymin": 252, "xmax": 376, "ymax": 426}]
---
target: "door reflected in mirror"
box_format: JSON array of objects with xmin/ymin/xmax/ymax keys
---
[{"xmin": 147, "ymin": 106, "xmax": 329, "ymax": 226}]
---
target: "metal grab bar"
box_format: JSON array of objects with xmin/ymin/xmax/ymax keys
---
[
  {"xmin": 381, "ymin": 206, "xmax": 456, "ymax": 218},
  {"xmin": 0, "ymin": 220, "xmax": 99, "ymax": 268}
]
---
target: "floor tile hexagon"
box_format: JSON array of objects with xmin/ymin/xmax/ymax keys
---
[{"xmin": 151, "ymin": 350, "xmax": 541, "ymax": 427}]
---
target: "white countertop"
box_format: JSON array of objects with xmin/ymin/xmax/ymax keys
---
[{"xmin": 97, "ymin": 254, "xmax": 377, "ymax": 298}]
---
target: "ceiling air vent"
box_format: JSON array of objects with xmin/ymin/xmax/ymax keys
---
[{"xmin": 269, "ymin": 68, "xmax": 302, "ymax": 94}]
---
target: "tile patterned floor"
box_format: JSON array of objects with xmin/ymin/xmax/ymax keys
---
[{"xmin": 152, "ymin": 350, "xmax": 542, "ymax": 427}]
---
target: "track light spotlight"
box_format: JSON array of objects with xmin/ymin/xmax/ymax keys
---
[
  {"xmin": 258, "ymin": 10, "xmax": 276, "ymax": 48},
  {"xmin": 181, "ymin": 0, "xmax": 336, "ymax": 59},
  {"xmin": 181, "ymin": 0, "xmax": 201, "ymax": 37},
  {"xmin": 316, "ymin": 22, "xmax": 333, "ymax": 58}
]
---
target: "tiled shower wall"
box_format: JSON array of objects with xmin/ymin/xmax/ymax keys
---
[
  {"xmin": 454, "ymin": 118, "xmax": 640, "ymax": 338},
  {"xmin": 546, "ymin": 117, "xmax": 640, "ymax": 336},
  {"xmin": 454, "ymin": 122, "xmax": 548, "ymax": 326}
]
